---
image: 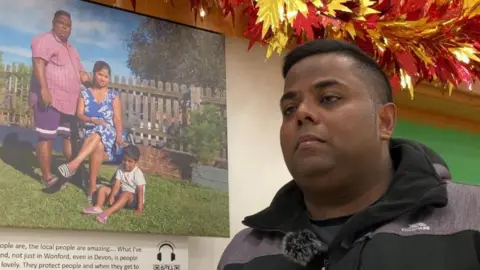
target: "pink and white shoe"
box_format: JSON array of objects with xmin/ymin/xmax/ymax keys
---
[
  {"xmin": 96, "ymin": 213, "xmax": 109, "ymax": 224},
  {"xmin": 82, "ymin": 206, "xmax": 102, "ymax": 215}
]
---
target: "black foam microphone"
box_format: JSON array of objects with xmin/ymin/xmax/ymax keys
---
[{"xmin": 282, "ymin": 229, "xmax": 328, "ymax": 266}]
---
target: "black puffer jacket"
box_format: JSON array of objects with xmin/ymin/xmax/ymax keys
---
[{"xmin": 218, "ymin": 138, "xmax": 479, "ymax": 270}]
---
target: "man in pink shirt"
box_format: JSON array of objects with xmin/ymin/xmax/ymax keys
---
[{"xmin": 29, "ymin": 10, "xmax": 90, "ymax": 187}]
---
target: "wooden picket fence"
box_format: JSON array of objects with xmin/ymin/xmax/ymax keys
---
[
  {"xmin": 0, "ymin": 63, "xmax": 228, "ymax": 160},
  {"xmin": 0, "ymin": 64, "xmax": 32, "ymax": 127}
]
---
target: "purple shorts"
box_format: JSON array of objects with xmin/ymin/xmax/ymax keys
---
[{"xmin": 33, "ymin": 104, "xmax": 73, "ymax": 141}]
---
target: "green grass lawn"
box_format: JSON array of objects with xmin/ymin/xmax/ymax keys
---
[{"xmin": 0, "ymin": 149, "xmax": 229, "ymax": 237}]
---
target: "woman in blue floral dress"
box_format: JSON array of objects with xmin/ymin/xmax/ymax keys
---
[{"xmin": 58, "ymin": 61, "xmax": 124, "ymax": 202}]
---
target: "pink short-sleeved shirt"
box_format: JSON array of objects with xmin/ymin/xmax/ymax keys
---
[{"xmin": 28, "ymin": 32, "xmax": 85, "ymax": 115}]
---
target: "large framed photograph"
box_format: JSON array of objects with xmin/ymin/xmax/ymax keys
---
[{"xmin": 0, "ymin": 0, "xmax": 229, "ymax": 237}]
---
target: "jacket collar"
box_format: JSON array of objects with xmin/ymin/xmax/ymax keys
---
[{"xmin": 242, "ymin": 139, "xmax": 448, "ymax": 238}]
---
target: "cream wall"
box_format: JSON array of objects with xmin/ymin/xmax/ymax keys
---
[{"xmin": 188, "ymin": 37, "xmax": 292, "ymax": 269}]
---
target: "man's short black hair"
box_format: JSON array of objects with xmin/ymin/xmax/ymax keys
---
[
  {"xmin": 53, "ymin": 10, "xmax": 71, "ymax": 20},
  {"xmin": 282, "ymin": 39, "xmax": 393, "ymax": 104},
  {"xmin": 123, "ymin": 145, "xmax": 141, "ymax": 161}
]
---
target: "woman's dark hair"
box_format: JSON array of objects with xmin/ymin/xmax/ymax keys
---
[
  {"xmin": 93, "ymin": 60, "xmax": 111, "ymax": 76},
  {"xmin": 123, "ymin": 144, "xmax": 141, "ymax": 161}
]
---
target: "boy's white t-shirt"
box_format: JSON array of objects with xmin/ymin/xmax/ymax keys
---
[{"xmin": 115, "ymin": 166, "xmax": 146, "ymax": 202}]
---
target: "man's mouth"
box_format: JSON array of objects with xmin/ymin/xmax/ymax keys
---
[{"xmin": 296, "ymin": 133, "xmax": 326, "ymax": 149}]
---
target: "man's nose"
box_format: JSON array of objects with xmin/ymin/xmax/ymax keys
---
[{"xmin": 295, "ymin": 102, "xmax": 319, "ymax": 126}]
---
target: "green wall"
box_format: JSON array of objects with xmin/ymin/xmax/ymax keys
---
[{"xmin": 394, "ymin": 119, "xmax": 480, "ymax": 184}]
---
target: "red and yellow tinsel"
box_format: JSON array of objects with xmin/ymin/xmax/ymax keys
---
[{"xmin": 125, "ymin": 0, "xmax": 480, "ymax": 98}]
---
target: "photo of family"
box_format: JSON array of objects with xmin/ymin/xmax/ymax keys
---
[{"xmin": 0, "ymin": 0, "xmax": 228, "ymax": 237}]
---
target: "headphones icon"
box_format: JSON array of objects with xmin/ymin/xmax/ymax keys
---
[{"xmin": 157, "ymin": 242, "xmax": 176, "ymax": 262}]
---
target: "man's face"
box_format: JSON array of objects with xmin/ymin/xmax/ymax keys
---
[
  {"xmin": 52, "ymin": 15, "xmax": 72, "ymax": 42},
  {"xmin": 279, "ymin": 53, "xmax": 395, "ymax": 191}
]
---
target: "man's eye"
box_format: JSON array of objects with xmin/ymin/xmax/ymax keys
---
[
  {"xmin": 320, "ymin": 96, "xmax": 340, "ymax": 104},
  {"xmin": 282, "ymin": 105, "xmax": 297, "ymax": 116}
]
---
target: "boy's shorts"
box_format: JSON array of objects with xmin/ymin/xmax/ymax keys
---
[
  {"xmin": 95, "ymin": 185, "xmax": 138, "ymax": 209},
  {"xmin": 114, "ymin": 191, "xmax": 139, "ymax": 209},
  {"xmin": 33, "ymin": 104, "xmax": 73, "ymax": 141}
]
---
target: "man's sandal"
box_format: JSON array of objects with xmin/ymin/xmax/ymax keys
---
[{"xmin": 42, "ymin": 175, "xmax": 59, "ymax": 188}]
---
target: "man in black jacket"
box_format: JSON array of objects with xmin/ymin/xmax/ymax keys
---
[{"xmin": 218, "ymin": 39, "xmax": 480, "ymax": 270}]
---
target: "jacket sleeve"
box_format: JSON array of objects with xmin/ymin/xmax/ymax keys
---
[
  {"xmin": 217, "ymin": 228, "xmax": 255, "ymax": 270},
  {"xmin": 475, "ymin": 232, "xmax": 480, "ymax": 264}
]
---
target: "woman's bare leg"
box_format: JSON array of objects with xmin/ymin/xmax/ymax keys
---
[
  {"xmin": 88, "ymin": 142, "xmax": 105, "ymax": 196},
  {"xmin": 67, "ymin": 133, "xmax": 101, "ymax": 172}
]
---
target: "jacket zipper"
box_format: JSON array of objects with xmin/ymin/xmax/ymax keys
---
[{"xmin": 322, "ymin": 258, "xmax": 329, "ymax": 270}]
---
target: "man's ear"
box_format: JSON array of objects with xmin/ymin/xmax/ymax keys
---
[{"xmin": 378, "ymin": 103, "xmax": 397, "ymax": 140}]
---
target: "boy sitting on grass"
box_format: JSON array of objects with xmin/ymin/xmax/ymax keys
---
[{"xmin": 82, "ymin": 144, "xmax": 146, "ymax": 224}]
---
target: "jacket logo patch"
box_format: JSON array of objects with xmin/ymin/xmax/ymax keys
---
[{"xmin": 401, "ymin": 222, "xmax": 431, "ymax": 232}]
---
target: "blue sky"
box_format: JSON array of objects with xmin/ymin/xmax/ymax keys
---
[{"xmin": 0, "ymin": 0, "xmax": 142, "ymax": 77}]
